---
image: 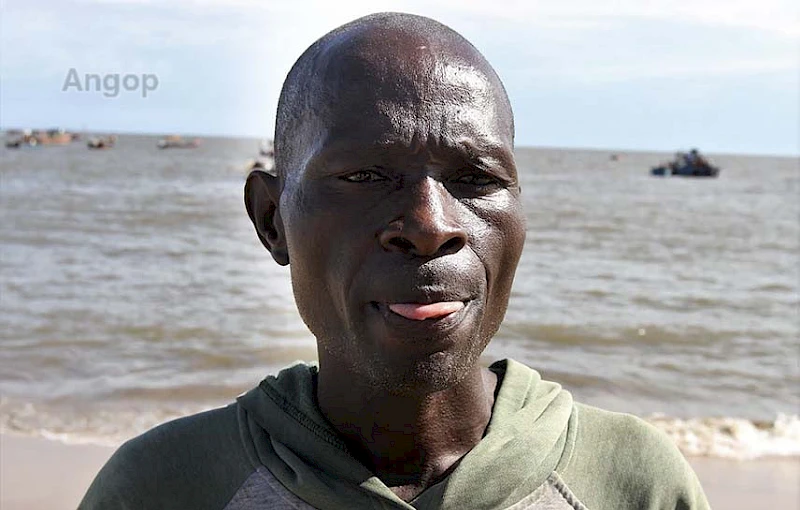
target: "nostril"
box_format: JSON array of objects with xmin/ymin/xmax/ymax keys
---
[
  {"xmin": 440, "ymin": 236, "xmax": 465, "ymax": 254},
  {"xmin": 388, "ymin": 237, "xmax": 416, "ymax": 252}
]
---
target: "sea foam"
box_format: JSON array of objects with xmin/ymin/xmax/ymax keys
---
[{"xmin": 648, "ymin": 413, "xmax": 800, "ymax": 459}]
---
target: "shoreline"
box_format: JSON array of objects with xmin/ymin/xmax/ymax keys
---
[
  {"xmin": 688, "ymin": 456, "xmax": 799, "ymax": 509},
  {"xmin": 1, "ymin": 433, "xmax": 798, "ymax": 509},
  {"xmin": 1, "ymin": 434, "xmax": 115, "ymax": 510}
]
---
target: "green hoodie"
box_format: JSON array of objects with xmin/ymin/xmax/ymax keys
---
[{"xmin": 80, "ymin": 359, "xmax": 709, "ymax": 509}]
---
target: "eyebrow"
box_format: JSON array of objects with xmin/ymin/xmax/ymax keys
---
[
  {"xmin": 303, "ymin": 136, "xmax": 516, "ymax": 177},
  {"xmin": 454, "ymin": 139, "xmax": 516, "ymax": 171}
]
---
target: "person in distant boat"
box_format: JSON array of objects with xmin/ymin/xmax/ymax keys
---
[
  {"xmin": 671, "ymin": 151, "xmax": 686, "ymax": 172},
  {"xmin": 686, "ymin": 148, "xmax": 710, "ymax": 170},
  {"xmin": 81, "ymin": 13, "xmax": 710, "ymax": 510}
]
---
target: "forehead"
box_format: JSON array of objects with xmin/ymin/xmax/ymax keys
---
[{"xmin": 303, "ymin": 53, "xmax": 513, "ymax": 169}]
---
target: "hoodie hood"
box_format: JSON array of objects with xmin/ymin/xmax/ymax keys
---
[{"xmin": 237, "ymin": 359, "xmax": 574, "ymax": 509}]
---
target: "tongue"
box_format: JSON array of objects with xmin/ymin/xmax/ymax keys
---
[{"xmin": 388, "ymin": 302, "xmax": 464, "ymax": 321}]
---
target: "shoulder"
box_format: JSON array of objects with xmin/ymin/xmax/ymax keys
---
[
  {"xmin": 568, "ymin": 403, "xmax": 681, "ymax": 465},
  {"xmin": 558, "ymin": 403, "xmax": 710, "ymax": 510},
  {"xmin": 79, "ymin": 404, "xmax": 255, "ymax": 510}
]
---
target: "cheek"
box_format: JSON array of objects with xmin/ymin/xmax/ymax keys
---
[
  {"xmin": 477, "ymin": 207, "xmax": 525, "ymax": 336},
  {"xmin": 282, "ymin": 185, "xmax": 348, "ymax": 272},
  {"xmin": 468, "ymin": 193, "xmax": 526, "ymax": 254},
  {"xmin": 469, "ymin": 197, "xmax": 526, "ymax": 298},
  {"xmin": 282, "ymin": 194, "xmax": 338, "ymax": 327},
  {"xmin": 282, "ymin": 190, "xmax": 372, "ymax": 333},
  {"xmin": 499, "ymin": 207, "xmax": 527, "ymax": 268}
]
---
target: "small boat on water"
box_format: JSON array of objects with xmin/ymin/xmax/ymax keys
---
[
  {"xmin": 5, "ymin": 128, "xmax": 79, "ymax": 148},
  {"xmin": 243, "ymin": 158, "xmax": 275, "ymax": 173},
  {"xmin": 651, "ymin": 162, "xmax": 720, "ymax": 178},
  {"xmin": 5, "ymin": 137, "xmax": 36, "ymax": 148},
  {"xmin": 243, "ymin": 139, "xmax": 276, "ymax": 174},
  {"xmin": 36, "ymin": 128, "xmax": 78, "ymax": 145},
  {"xmin": 157, "ymin": 135, "xmax": 200, "ymax": 149},
  {"xmin": 651, "ymin": 149, "xmax": 720, "ymax": 178},
  {"xmin": 87, "ymin": 135, "xmax": 117, "ymax": 149},
  {"xmin": 259, "ymin": 139, "xmax": 274, "ymax": 158}
]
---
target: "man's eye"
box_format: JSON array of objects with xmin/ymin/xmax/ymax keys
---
[
  {"xmin": 453, "ymin": 173, "xmax": 500, "ymax": 187},
  {"xmin": 340, "ymin": 169, "xmax": 385, "ymax": 183}
]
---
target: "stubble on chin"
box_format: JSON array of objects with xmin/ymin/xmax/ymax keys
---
[{"xmin": 327, "ymin": 338, "xmax": 487, "ymax": 397}]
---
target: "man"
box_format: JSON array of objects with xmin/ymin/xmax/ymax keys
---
[{"xmin": 80, "ymin": 13, "xmax": 709, "ymax": 509}]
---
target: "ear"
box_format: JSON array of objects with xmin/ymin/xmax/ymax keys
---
[{"xmin": 245, "ymin": 170, "xmax": 289, "ymax": 266}]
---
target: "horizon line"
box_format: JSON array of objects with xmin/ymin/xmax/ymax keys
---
[{"xmin": 2, "ymin": 126, "xmax": 797, "ymax": 158}]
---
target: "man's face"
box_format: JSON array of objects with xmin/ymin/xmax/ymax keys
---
[{"xmin": 278, "ymin": 46, "xmax": 526, "ymax": 393}]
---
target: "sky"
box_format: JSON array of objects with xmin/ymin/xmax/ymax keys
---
[{"xmin": 1, "ymin": 0, "xmax": 798, "ymax": 155}]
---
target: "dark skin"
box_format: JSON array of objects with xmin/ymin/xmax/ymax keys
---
[{"xmin": 246, "ymin": 15, "xmax": 526, "ymax": 501}]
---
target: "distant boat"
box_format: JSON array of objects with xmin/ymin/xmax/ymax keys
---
[
  {"xmin": 157, "ymin": 135, "xmax": 200, "ymax": 149},
  {"xmin": 36, "ymin": 128, "xmax": 78, "ymax": 145},
  {"xmin": 243, "ymin": 158, "xmax": 274, "ymax": 173},
  {"xmin": 651, "ymin": 163, "xmax": 720, "ymax": 178},
  {"xmin": 651, "ymin": 149, "xmax": 720, "ymax": 178},
  {"xmin": 244, "ymin": 140, "xmax": 275, "ymax": 174},
  {"xmin": 5, "ymin": 128, "xmax": 78, "ymax": 148},
  {"xmin": 259, "ymin": 139, "xmax": 274, "ymax": 158},
  {"xmin": 6, "ymin": 131, "xmax": 38, "ymax": 148},
  {"xmin": 87, "ymin": 135, "xmax": 117, "ymax": 150},
  {"xmin": 5, "ymin": 138, "xmax": 35, "ymax": 148}
]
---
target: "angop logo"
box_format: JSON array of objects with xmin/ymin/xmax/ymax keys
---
[{"xmin": 62, "ymin": 68, "xmax": 159, "ymax": 98}]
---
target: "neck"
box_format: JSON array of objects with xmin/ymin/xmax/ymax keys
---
[{"xmin": 316, "ymin": 362, "xmax": 498, "ymax": 501}]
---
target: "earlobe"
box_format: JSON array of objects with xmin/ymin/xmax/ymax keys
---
[{"xmin": 245, "ymin": 170, "xmax": 290, "ymax": 266}]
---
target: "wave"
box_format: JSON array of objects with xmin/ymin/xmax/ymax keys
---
[
  {"xmin": 647, "ymin": 413, "xmax": 800, "ymax": 460},
  {"xmin": 0, "ymin": 397, "xmax": 213, "ymax": 447},
  {"xmin": 2, "ymin": 397, "xmax": 798, "ymax": 460}
]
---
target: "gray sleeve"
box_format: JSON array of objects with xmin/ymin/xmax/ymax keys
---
[
  {"xmin": 78, "ymin": 438, "xmax": 153, "ymax": 510},
  {"xmin": 78, "ymin": 404, "xmax": 256, "ymax": 510}
]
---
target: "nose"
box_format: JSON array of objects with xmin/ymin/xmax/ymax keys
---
[{"xmin": 378, "ymin": 177, "xmax": 467, "ymax": 257}]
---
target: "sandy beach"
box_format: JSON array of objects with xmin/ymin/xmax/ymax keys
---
[
  {"xmin": 688, "ymin": 456, "xmax": 800, "ymax": 509},
  {"xmin": 1, "ymin": 434, "xmax": 114, "ymax": 510},
  {"xmin": 1, "ymin": 433, "xmax": 797, "ymax": 509}
]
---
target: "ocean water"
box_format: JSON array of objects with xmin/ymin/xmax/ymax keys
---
[{"xmin": 1, "ymin": 135, "xmax": 798, "ymax": 460}]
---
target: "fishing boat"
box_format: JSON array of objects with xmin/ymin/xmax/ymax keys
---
[
  {"xmin": 243, "ymin": 158, "xmax": 274, "ymax": 173},
  {"xmin": 157, "ymin": 135, "xmax": 200, "ymax": 149},
  {"xmin": 650, "ymin": 163, "xmax": 720, "ymax": 178},
  {"xmin": 5, "ymin": 131, "xmax": 38, "ymax": 148},
  {"xmin": 651, "ymin": 149, "xmax": 720, "ymax": 178},
  {"xmin": 87, "ymin": 135, "xmax": 117, "ymax": 149},
  {"xmin": 259, "ymin": 139, "xmax": 274, "ymax": 157},
  {"xmin": 5, "ymin": 128, "xmax": 80, "ymax": 148},
  {"xmin": 36, "ymin": 129, "xmax": 78, "ymax": 145}
]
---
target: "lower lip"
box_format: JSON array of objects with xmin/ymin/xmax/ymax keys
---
[
  {"xmin": 388, "ymin": 301, "xmax": 465, "ymax": 321},
  {"xmin": 370, "ymin": 300, "xmax": 471, "ymax": 336}
]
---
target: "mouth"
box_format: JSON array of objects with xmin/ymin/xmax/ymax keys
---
[
  {"xmin": 386, "ymin": 301, "xmax": 465, "ymax": 321},
  {"xmin": 368, "ymin": 297, "xmax": 472, "ymax": 334}
]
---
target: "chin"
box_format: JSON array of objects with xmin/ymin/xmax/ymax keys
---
[{"xmin": 365, "ymin": 349, "xmax": 482, "ymax": 396}]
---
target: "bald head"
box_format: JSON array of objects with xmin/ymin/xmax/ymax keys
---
[
  {"xmin": 246, "ymin": 12, "xmax": 525, "ymax": 394},
  {"xmin": 274, "ymin": 12, "xmax": 515, "ymax": 180}
]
